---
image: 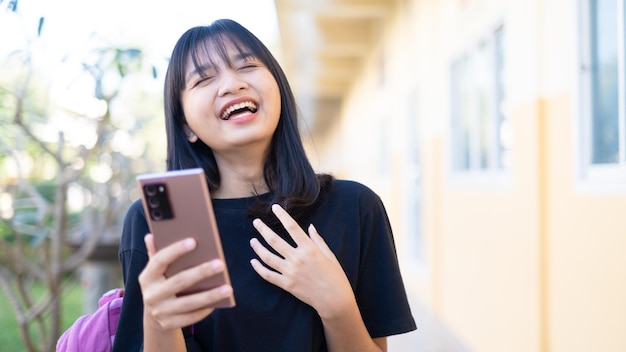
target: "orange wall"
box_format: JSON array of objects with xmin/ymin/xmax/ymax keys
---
[
  {"xmin": 427, "ymin": 100, "xmax": 543, "ymax": 352},
  {"xmin": 544, "ymin": 94, "xmax": 626, "ymax": 352}
]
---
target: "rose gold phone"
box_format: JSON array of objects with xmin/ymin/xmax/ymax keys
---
[{"xmin": 136, "ymin": 168, "xmax": 235, "ymax": 308}]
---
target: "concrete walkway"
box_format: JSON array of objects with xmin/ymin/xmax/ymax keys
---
[{"xmin": 387, "ymin": 291, "xmax": 473, "ymax": 352}]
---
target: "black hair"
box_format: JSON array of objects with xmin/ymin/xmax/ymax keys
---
[{"xmin": 163, "ymin": 18, "xmax": 332, "ymax": 224}]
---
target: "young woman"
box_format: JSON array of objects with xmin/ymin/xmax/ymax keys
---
[{"xmin": 113, "ymin": 19, "xmax": 416, "ymax": 352}]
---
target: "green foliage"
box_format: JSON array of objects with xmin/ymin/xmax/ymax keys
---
[
  {"xmin": 37, "ymin": 17, "xmax": 43, "ymax": 37},
  {"xmin": 0, "ymin": 0, "xmax": 19, "ymax": 12},
  {"xmin": 0, "ymin": 279, "xmax": 84, "ymax": 350}
]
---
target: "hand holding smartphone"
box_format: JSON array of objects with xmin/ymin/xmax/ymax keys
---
[{"xmin": 137, "ymin": 168, "xmax": 235, "ymax": 309}]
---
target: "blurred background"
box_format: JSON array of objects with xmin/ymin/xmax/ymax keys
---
[{"xmin": 1, "ymin": 0, "xmax": 626, "ymax": 351}]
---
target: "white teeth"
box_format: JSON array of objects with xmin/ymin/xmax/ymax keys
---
[{"xmin": 221, "ymin": 101, "xmax": 258, "ymax": 120}]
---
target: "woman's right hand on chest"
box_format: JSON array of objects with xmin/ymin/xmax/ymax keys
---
[{"xmin": 138, "ymin": 234, "xmax": 233, "ymax": 330}]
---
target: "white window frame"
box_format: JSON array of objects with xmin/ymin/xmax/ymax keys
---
[
  {"xmin": 448, "ymin": 23, "xmax": 511, "ymax": 190},
  {"xmin": 576, "ymin": 0, "xmax": 626, "ymax": 193}
]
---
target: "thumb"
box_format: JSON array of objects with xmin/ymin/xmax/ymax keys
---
[{"xmin": 144, "ymin": 234, "xmax": 157, "ymax": 259}]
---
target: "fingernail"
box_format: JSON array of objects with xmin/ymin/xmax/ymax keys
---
[
  {"xmin": 211, "ymin": 260, "xmax": 223, "ymax": 270},
  {"xmin": 219, "ymin": 286, "xmax": 232, "ymax": 296},
  {"xmin": 184, "ymin": 238, "xmax": 196, "ymax": 249}
]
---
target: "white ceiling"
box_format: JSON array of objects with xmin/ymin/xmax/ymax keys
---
[{"xmin": 274, "ymin": 0, "xmax": 394, "ymax": 135}]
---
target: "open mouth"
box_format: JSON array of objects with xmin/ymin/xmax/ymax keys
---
[{"xmin": 220, "ymin": 101, "xmax": 258, "ymax": 120}]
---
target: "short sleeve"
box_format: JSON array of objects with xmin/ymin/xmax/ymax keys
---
[{"xmin": 354, "ymin": 191, "xmax": 417, "ymax": 338}]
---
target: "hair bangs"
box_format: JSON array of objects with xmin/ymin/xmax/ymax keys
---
[{"xmin": 187, "ymin": 32, "xmax": 257, "ymax": 83}]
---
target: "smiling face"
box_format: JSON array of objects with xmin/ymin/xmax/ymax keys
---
[{"xmin": 180, "ymin": 38, "xmax": 281, "ymax": 158}]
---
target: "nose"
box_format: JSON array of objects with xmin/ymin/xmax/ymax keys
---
[{"xmin": 217, "ymin": 69, "xmax": 248, "ymax": 96}]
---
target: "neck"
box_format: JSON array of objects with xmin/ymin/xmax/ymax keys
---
[{"xmin": 211, "ymin": 150, "xmax": 269, "ymax": 199}]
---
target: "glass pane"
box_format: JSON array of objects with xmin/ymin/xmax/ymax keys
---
[
  {"xmin": 618, "ymin": 0, "xmax": 626, "ymax": 163},
  {"xmin": 591, "ymin": 0, "xmax": 619, "ymax": 164},
  {"xmin": 494, "ymin": 26, "xmax": 509, "ymax": 169},
  {"xmin": 475, "ymin": 42, "xmax": 490, "ymax": 170},
  {"xmin": 451, "ymin": 57, "xmax": 471, "ymax": 170}
]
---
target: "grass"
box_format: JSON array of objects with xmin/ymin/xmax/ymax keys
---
[{"xmin": 0, "ymin": 279, "xmax": 84, "ymax": 351}]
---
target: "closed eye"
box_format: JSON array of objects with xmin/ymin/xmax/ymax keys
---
[
  {"xmin": 238, "ymin": 63, "xmax": 260, "ymax": 71},
  {"xmin": 192, "ymin": 75, "xmax": 215, "ymax": 87},
  {"xmin": 237, "ymin": 55, "xmax": 263, "ymax": 71}
]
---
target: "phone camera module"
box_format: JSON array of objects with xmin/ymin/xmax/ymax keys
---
[{"xmin": 143, "ymin": 183, "xmax": 173, "ymax": 221}]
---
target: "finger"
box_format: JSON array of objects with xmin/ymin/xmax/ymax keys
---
[
  {"xmin": 249, "ymin": 237, "xmax": 285, "ymax": 273},
  {"xmin": 252, "ymin": 218, "xmax": 295, "ymax": 255},
  {"xmin": 153, "ymin": 311, "xmax": 211, "ymax": 330},
  {"xmin": 145, "ymin": 234, "xmax": 157, "ymax": 259},
  {"xmin": 152, "ymin": 284, "xmax": 232, "ymax": 318},
  {"xmin": 151, "ymin": 306, "xmax": 216, "ymax": 330},
  {"xmin": 250, "ymin": 258, "xmax": 284, "ymax": 286},
  {"xmin": 142, "ymin": 237, "xmax": 197, "ymax": 281},
  {"xmin": 158, "ymin": 283, "xmax": 231, "ymax": 328},
  {"xmin": 307, "ymin": 224, "xmax": 335, "ymax": 258},
  {"xmin": 270, "ymin": 204, "xmax": 310, "ymax": 244},
  {"xmin": 169, "ymin": 259, "xmax": 228, "ymax": 297},
  {"xmin": 142, "ymin": 259, "xmax": 227, "ymax": 305}
]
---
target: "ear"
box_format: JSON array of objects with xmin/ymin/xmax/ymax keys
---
[{"xmin": 183, "ymin": 124, "xmax": 198, "ymax": 143}]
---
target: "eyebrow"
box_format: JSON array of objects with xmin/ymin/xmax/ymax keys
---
[
  {"xmin": 186, "ymin": 64, "xmax": 213, "ymax": 83},
  {"xmin": 185, "ymin": 52, "xmax": 256, "ymax": 82}
]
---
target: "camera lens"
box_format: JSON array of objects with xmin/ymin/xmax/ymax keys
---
[
  {"xmin": 151, "ymin": 209, "xmax": 163, "ymax": 220},
  {"xmin": 148, "ymin": 196, "xmax": 160, "ymax": 208},
  {"xmin": 145, "ymin": 185, "xmax": 158, "ymax": 196}
]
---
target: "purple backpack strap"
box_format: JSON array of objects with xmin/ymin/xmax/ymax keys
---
[{"xmin": 56, "ymin": 288, "xmax": 125, "ymax": 352}]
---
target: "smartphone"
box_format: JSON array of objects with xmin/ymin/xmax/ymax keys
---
[{"xmin": 136, "ymin": 168, "xmax": 235, "ymax": 308}]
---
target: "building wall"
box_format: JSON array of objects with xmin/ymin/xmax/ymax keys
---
[
  {"xmin": 545, "ymin": 93, "xmax": 626, "ymax": 352},
  {"xmin": 307, "ymin": 0, "xmax": 626, "ymax": 351}
]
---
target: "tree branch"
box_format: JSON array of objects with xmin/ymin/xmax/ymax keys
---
[
  {"xmin": 0, "ymin": 226, "xmax": 46, "ymax": 282},
  {"xmin": 0, "ymin": 266, "xmax": 27, "ymax": 322}
]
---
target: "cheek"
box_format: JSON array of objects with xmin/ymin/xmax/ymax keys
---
[
  {"xmin": 182, "ymin": 92, "xmax": 214, "ymax": 122},
  {"xmin": 270, "ymin": 84, "xmax": 281, "ymax": 118}
]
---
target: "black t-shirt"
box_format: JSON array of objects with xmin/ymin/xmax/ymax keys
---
[{"xmin": 112, "ymin": 179, "xmax": 416, "ymax": 351}]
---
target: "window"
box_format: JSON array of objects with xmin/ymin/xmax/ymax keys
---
[
  {"xmin": 450, "ymin": 25, "xmax": 510, "ymax": 177},
  {"xmin": 579, "ymin": 0, "xmax": 626, "ymax": 184}
]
